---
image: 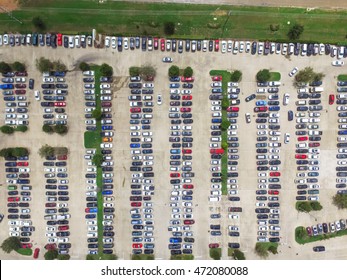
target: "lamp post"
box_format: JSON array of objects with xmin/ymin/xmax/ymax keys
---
[{"xmin": 221, "ymin": 11, "xmax": 232, "ymax": 37}]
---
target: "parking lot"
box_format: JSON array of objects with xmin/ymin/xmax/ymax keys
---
[{"xmin": 1, "ymin": 38, "xmax": 347, "ymax": 260}]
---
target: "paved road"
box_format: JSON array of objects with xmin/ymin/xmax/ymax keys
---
[{"xmin": 109, "ymin": 0, "xmax": 347, "ymax": 9}]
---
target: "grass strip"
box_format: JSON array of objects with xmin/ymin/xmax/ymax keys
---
[
  {"xmin": 170, "ymin": 254, "xmax": 194, "ymax": 260},
  {"xmin": 210, "ymin": 70, "xmax": 231, "ymax": 195},
  {"xmin": 337, "ymin": 74, "xmax": 347, "ymax": 81},
  {"xmin": 295, "ymin": 226, "xmax": 347, "ymax": 244},
  {"xmin": 2, "ymin": 1, "xmax": 347, "ymax": 43},
  {"xmin": 269, "ymin": 72, "xmax": 281, "ymax": 81}
]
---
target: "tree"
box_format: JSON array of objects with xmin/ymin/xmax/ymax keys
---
[
  {"xmin": 1, "ymin": 237, "xmax": 21, "ymax": 253},
  {"xmin": 210, "ymin": 248, "xmax": 221, "ymax": 260},
  {"xmin": 295, "ymin": 67, "xmax": 325, "ymax": 84},
  {"xmin": 1, "ymin": 125, "xmax": 15, "ymax": 134},
  {"xmin": 92, "ymin": 108, "xmax": 102, "ymax": 121},
  {"xmin": 297, "ymin": 202, "xmax": 312, "ymax": 212},
  {"xmin": 140, "ymin": 65, "xmax": 156, "ymax": 80},
  {"xmin": 54, "ymin": 124, "xmax": 68, "ymax": 135},
  {"xmin": 42, "ymin": 124, "xmax": 54, "ymax": 134},
  {"xmin": 32, "ymin": 16, "xmax": 46, "ymax": 31},
  {"xmin": 164, "ymin": 22, "xmax": 175, "ymax": 35},
  {"xmin": 12, "ymin": 61, "xmax": 26, "ymax": 72},
  {"xmin": 310, "ymin": 201, "xmax": 323, "ymax": 211},
  {"xmin": 221, "ymin": 141, "xmax": 228, "ymax": 150},
  {"xmin": 296, "ymin": 226, "xmax": 308, "ymax": 240},
  {"xmin": 16, "ymin": 125, "xmax": 28, "ymax": 132},
  {"xmin": 256, "ymin": 69, "xmax": 270, "ymax": 83},
  {"xmin": 54, "ymin": 147, "xmax": 68, "ymax": 156},
  {"xmin": 57, "ymin": 254, "xmax": 70, "ymax": 260},
  {"xmin": 92, "ymin": 153, "xmax": 104, "ymax": 167},
  {"xmin": 79, "ymin": 62, "xmax": 90, "ymax": 72},
  {"xmin": 287, "ymin": 24, "xmax": 304, "ymax": 40},
  {"xmin": 222, "ymin": 96, "xmax": 229, "ymax": 110},
  {"xmin": 100, "ymin": 63, "xmax": 113, "ymax": 77},
  {"xmin": 183, "ymin": 67, "xmax": 193, "ymax": 78},
  {"xmin": 0, "ymin": 148, "xmax": 12, "ymax": 158},
  {"xmin": 12, "ymin": 147, "xmax": 29, "ymax": 157},
  {"xmin": 129, "ymin": 66, "xmax": 140, "ymax": 77},
  {"xmin": 0, "ymin": 61, "xmax": 11, "ymax": 74},
  {"xmin": 232, "ymin": 249, "xmax": 246, "ymax": 260},
  {"xmin": 52, "ymin": 60, "xmax": 67, "ymax": 72},
  {"xmin": 36, "ymin": 57, "xmax": 53, "ymax": 73},
  {"xmin": 39, "ymin": 144, "xmax": 55, "ymax": 158},
  {"xmin": 332, "ymin": 193, "xmax": 347, "ymax": 209},
  {"xmin": 255, "ymin": 243, "xmax": 268, "ymax": 258},
  {"xmin": 44, "ymin": 249, "xmax": 58, "ymax": 260},
  {"xmin": 221, "ymin": 119, "xmax": 231, "ymax": 131},
  {"xmin": 268, "ymin": 246, "xmax": 278, "ymax": 255},
  {"xmin": 168, "ymin": 65, "xmax": 180, "ymax": 77},
  {"xmin": 230, "ymin": 70, "xmax": 242, "ymax": 82}
]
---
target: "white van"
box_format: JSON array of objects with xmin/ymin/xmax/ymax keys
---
[
  {"xmin": 298, "ymin": 88, "xmax": 308, "ymax": 93},
  {"xmin": 338, "ymin": 94, "xmax": 347, "ymax": 99},
  {"xmin": 310, "ymin": 87, "xmax": 324, "ymax": 93},
  {"xmin": 87, "ymin": 232, "xmax": 98, "ymax": 237},
  {"xmin": 211, "ymin": 137, "xmax": 222, "ymax": 142},
  {"xmin": 268, "ymin": 81, "xmax": 281, "ymax": 87},
  {"xmin": 296, "ymin": 100, "xmax": 307, "ymax": 105},
  {"xmin": 18, "ymin": 102, "xmax": 28, "ymax": 107},
  {"xmin": 208, "ymin": 196, "xmax": 221, "ymax": 202},
  {"xmin": 143, "ymin": 114, "xmax": 153, "ymax": 119}
]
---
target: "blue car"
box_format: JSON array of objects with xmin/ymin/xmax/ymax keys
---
[
  {"xmin": 338, "ymin": 130, "xmax": 347, "ymax": 135},
  {"xmin": 102, "ymin": 125, "xmax": 113, "ymax": 130},
  {"xmin": 170, "ymin": 76, "xmax": 180, "ymax": 82},
  {"xmin": 169, "ymin": 237, "xmax": 182, "ymax": 243},
  {"xmin": 102, "ymin": 190, "xmax": 113, "ymax": 195},
  {"xmin": 169, "ymin": 83, "xmax": 180, "ymax": 88},
  {"xmin": 170, "ymin": 149, "xmax": 181, "ymax": 154},
  {"xmin": 130, "ymin": 143, "xmax": 140, "ymax": 148},
  {"xmin": 269, "ymin": 106, "xmax": 280, "ymax": 111},
  {"xmin": 88, "ymin": 208, "xmax": 98, "ymax": 213},
  {"xmin": 212, "ymin": 118, "xmax": 222, "ymax": 123},
  {"xmin": 103, "ymin": 179, "xmax": 113, "ymax": 183},
  {"xmin": 212, "ymin": 88, "xmax": 222, "ymax": 93},
  {"xmin": 256, "ymin": 100, "xmax": 267, "ymax": 106},
  {"xmin": 4, "ymin": 96, "xmax": 15, "ymax": 101},
  {"xmin": 85, "ymin": 214, "xmax": 96, "ymax": 219}
]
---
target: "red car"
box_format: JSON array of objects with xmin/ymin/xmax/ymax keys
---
[
  {"xmin": 254, "ymin": 106, "xmax": 268, "ymax": 112},
  {"xmin": 131, "ymin": 202, "xmax": 141, "ymax": 207},
  {"xmin": 15, "ymin": 90, "xmax": 26, "ymax": 94},
  {"xmin": 184, "ymin": 219, "xmax": 195, "ymax": 225},
  {"xmin": 182, "ymin": 95, "xmax": 192, "ymax": 100},
  {"xmin": 298, "ymin": 136, "xmax": 308, "ymax": 141},
  {"xmin": 295, "ymin": 154, "xmax": 307, "ymax": 159},
  {"xmin": 21, "ymin": 243, "xmax": 33, "ymax": 249},
  {"xmin": 309, "ymin": 142, "xmax": 320, "ymax": 147},
  {"xmin": 268, "ymin": 190, "xmax": 279, "ymax": 195},
  {"xmin": 180, "ymin": 107, "xmax": 191, "ymax": 112},
  {"xmin": 57, "ymin": 155, "xmax": 67, "ymax": 160},
  {"xmin": 45, "ymin": 203, "xmax": 56, "ymax": 207},
  {"xmin": 130, "ymin": 108, "xmax": 141, "ymax": 113},
  {"xmin": 57, "ymin": 33, "xmax": 63, "ymax": 46},
  {"xmin": 214, "ymin": 39, "xmax": 219, "ymax": 52},
  {"xmin": 182, "ymin": 149, "xmax": 192, "ymax": 154},
  {"xmin": 44, "ymin": 243, "xmax": 56, "ymax": 250},
  {"xmin": 212, "ymin": 76, "xmax": 222, "ymax": 81},
  {"xmin": 209, "ymin": 243, "xmax": 219, "ymax": 248},
  {"xmin": 8, "ymin": 197, "xmax": 20, "ymax": 202},
  {"xmin": 55, "ymin": 102, "xmax": 66, "ymax": 107},
  {"xmin": 227, "ymin": 106, "xmax": 239, "ymax": 112},
  {"xmin": 33, "ymin": 248, "xmax": 40, "ymax": 259},
  {"xmin": 181, "ymin": 76, "xmax": 194, "ymax": 82},
  {"xmin": 58, "ymin": 225, "xmax": 69, "ymax": 231},
  {"xmin": 154, "ymin": 37, "xmax": 158, "ymax": 49},
  {"xmin": 183, "ymin": 184, "xmax": 194, "ymax": 189},
  {"xmin": 160, "ymin": 39, "xmax": 165, "ymax": 51},
  {"xmin": 17, "ymin": 162, "xmax": 29, "ymax": 166},
  {"xmin": 170, "ymin": 173, "xmax": 180, "ymax": 178},
  {"xmin": 15, "ymin": 83, "xmax": 26, "ymax": 88},
  {"xmin": 269, "ymin": 172, "xmax": 281, "ymax": 177},
  {"xmin": 132, "ymin": 243, "xmax": 142, "ymax": 248},
  {"xmin": 210, "ymin": 149, "xmax": 224, "ymax": 154},
  {"xmin": 329, "ymin": 94, "xmax": 335, "ymax": 105},
  {"xmin": 306, "ymin": 226, "xmax": 312, "ymax": 236}
]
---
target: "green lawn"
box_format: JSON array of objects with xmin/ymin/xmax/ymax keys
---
[
  {"xmin": 131, "ymin": 254, "xmax": 155, "ymax": 260},
  {"xmin": 269, "ymin": 72, "xmax": 281, "ymax": 81},
  {"xmin": 295, "ymin": 226, "xmax": 347, "ymax": 244},
  {"xmin": 170, "ymin": 254, "xmax": 194, "ymax": 260},
  {"xmin": 210, "ymin": 70, "xmax": 231, "ymax": 195},
  {"xmin": 337, "ymin": 74, "xmax": 347, "ymax": 81},
  {"xmin": 15, "ymin": 248, "xmax": 32, "ymax": 256},
  {"xmin": 2, "ymin": 1, "xmax": 347, "ymax": 43}
]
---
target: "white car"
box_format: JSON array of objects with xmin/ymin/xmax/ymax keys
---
[
  {"xmin": 162, "ymin": 57, "xmax": 173, "ymax": 63},
  {"xmin": 100, "ymin": 84, "xmax": 110, "ymax": 89},
  {"xmin": 211, "ymin": 106, "xmax": 221, "ymax": 111},
  {"xmin": 221, "ymin": 40, "xmax": 227, "ymax": 53},
  {"xmin": 34, "ymin": 90, "xmax": 40, "ymax": 100},
  {"xmin": 332, "ymin": 60, "xmax": 344, "ymax": 66},
  {"xmin": 43, "ymin": 77, "xmax": 54, "ymax": 83},
  {"xmin": 143, "ymin": 83, "xmax": 154, "ymax": 88},
  {"xmin": 100, "ymin": 143, "xmax": 113, "ymax": 149},
  {"xmin": 157, "ymin": 94, "xmax": 162, "ymax": 105},
  {"xmin": 289, "ymin": 67, "xmax": 299, "ymax": 77},
  {"xmin": 111, "ymin": 37, "xmax": 116, "ymax": 49},
  {"xmin": 284, "ymin": 133, "xmax": 290, "ymax": 144},
  {"xmin": 105, "ymin": 36, "xmax": 111, "ymax": 48}
]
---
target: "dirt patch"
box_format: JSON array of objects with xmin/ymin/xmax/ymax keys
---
[
  {"xmin": 0, "ymin": 0, "xmax": 19, "ymax": 12},
  {"xmin": 211, "ymin": 9, "xmax": 228, "ymax": 17}
]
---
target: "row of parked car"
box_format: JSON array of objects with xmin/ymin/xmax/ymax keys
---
[
  {"xmin": 252, "ymin": 81, "xmax": 282, "ymax": 243},
  {"xmin": 166, "ymin": 75, "xmax": 195, "ymax": 256},
  {"xmin": 6, "ymin": 155, "xmax": 34, "ymax": 249},
  {"xmin": 2, "ymin": 72, "xmax": 31, "ymax": 127},
  {"xmin": 335, "ymin": 82, "xmax": 347, "ymax": 194},
  {"xmin": 306, "ymin": 218, "xmax": 346, "ymax": 237},
  {"xmin": 43, "ymin": 155, "xmax": 71, "ymax": 255},
  {"xmin": 128, "ymin": 76, "xmax": 156, "ymax": 255},
  {"xmin": 40, "ymin": 72, "xmax": 68, "ymax": 125},
  {"xmin": 293, "ymin": 85, "xmax": 324, "ymax": 201}
]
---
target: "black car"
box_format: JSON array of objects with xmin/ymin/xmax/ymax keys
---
[{"xmin": 313, "ymin": 246, "xmax": 325, "ymax": 252}]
